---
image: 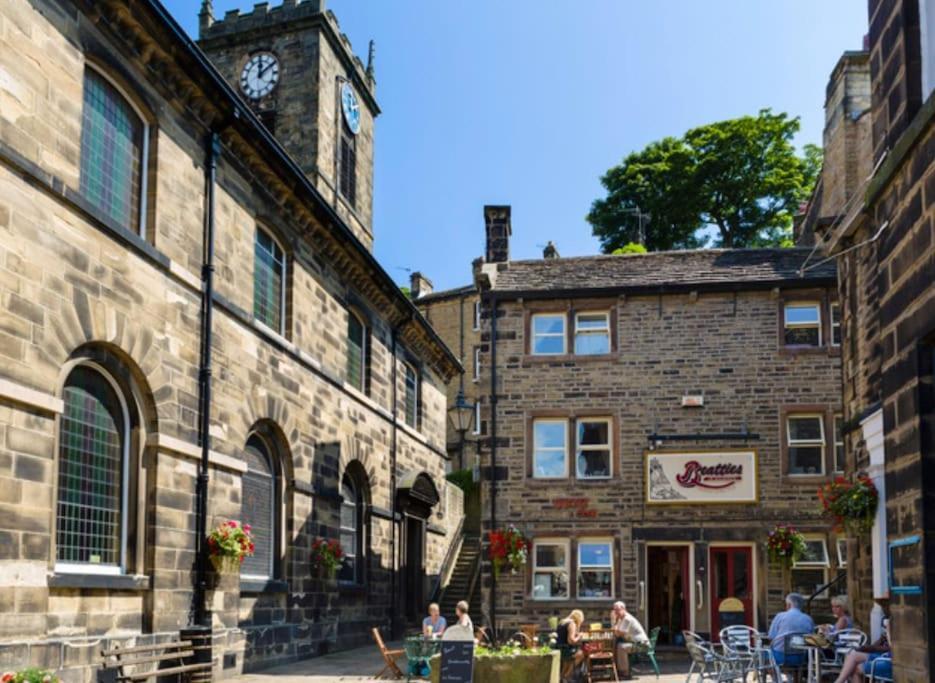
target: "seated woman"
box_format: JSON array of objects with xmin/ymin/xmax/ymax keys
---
[
  {"xmin": 819, "ymin": 595, "xmax": 854, "ymax": 637},
  {"xmin": 833, "ymin": 619, "xmax": 890, "ymax": 683},
  {"xmin": 556, "ymin": 609, "xmax": 585, "ymax": 681},
  {"xmin": 422, "ymin": 602, "xmax": 447, "ymax": 637}
]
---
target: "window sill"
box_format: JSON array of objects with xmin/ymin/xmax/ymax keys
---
[
  {"xmin": 523, "ymin": 353, "xmax": 616, "ymax": 364},
  {"xmin": 240, "ymin": 578, "xmax": 288, "ymax": 594},
  {"xmin": 48, "ymin": 572, "xmax": 150, "ymax": 591},
  {"xmin": 779, "ymin": 345, "xmax": 838, "ymax": 357}
]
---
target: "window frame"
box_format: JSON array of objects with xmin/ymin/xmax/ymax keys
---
[
  {"xmin": 403, "ymin": 362, "xmax": 419, "ymax": 429},
  {"xmin": 473, "ymin": 300, "xmax": 481, "ymax": 331},
  {"xmin": 836, "ymin": 538, "xmax": 847, "ymax": 568},
  {"xmin": 253, "ymin": 226, "xmax": 288, "ymax": 336},
  {"xmin": 530, "ymin": 313, "xmax": 567, "ymax": 356},
  {"xmin": 830, "ymin": 302, "xmax": 841, "ymax": 347},
  {"xmin": 472, "ymin": 401, "xmax": 481, "ymax": 436},
  {"xmin": 531, "ymin": 538, "xmax": 570, "ymax": 601},
  {"xmin": 532, "ymin": 418, "xmax": 569, "ymax": 479},
  {"xmin": 55, "ymin": 362, "xmax": 131, "ymax": 576},
  {"xmin": 577, "ymin": 537, "xmax": 614, "ymax": 600},
  {"xmin": 473, "ymin": 347, "xmax": 481, "ymax": 382},
  {"xmin": 338, "ymin": 118, "xmax": 357, "ymax": 207},
  {"xmin": 339, "ymin": 474, "xmax": 364, "ymax": 585},
  {"xmin": 240, "ymin": 433, "xmax": 277, "ymax": 581},
  {"xmin": 80, "ymin": 65, "xmax": 150, "ymax": 237},
  {"xmin": 786, "ymin": 413, "xmax": 827, "ymax": 477},
  {"xmin": 793, "ymin": 536, "xmax": 831, "ymax": 568},
  {"xmin": 573, "ymin": 311, "xmax": 611, "ymax": 356},
  {"xmin": 833, "ymin": 414, "xmax": 845, "ymax": 474},
  {"xmin": 575, "ymin": 417, "xmax": 613, "ymax": 480},
  {"xmin": 346, "ymin": 309, "xmax": 368, "ymax": 393},
  {"xmin": 784, "ymin": 302, "xmax": 822, "ymax": 347}
]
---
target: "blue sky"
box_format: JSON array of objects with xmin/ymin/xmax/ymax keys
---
[{"xmin": 168, "ymin": 0, "xmax": 868, "ymax": 292}]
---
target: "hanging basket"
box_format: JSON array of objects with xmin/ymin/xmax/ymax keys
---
[{"xmin": 210, "ymin": 554, "xmax": 241, "ymax": 575}]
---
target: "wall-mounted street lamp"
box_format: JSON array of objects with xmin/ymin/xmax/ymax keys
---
[{"xmin": 447, "ymin": 388, "xmax": 475, "ymax": 471}]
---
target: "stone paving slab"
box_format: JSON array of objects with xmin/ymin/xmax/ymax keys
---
[{"xmin": 231, "ymin": 642, "xmax": 692, "ymax": 682}]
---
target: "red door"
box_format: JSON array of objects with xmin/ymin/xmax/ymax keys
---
[{"xmin": 709, "ymin": 546, "xmax": 753, "ymax": 640}]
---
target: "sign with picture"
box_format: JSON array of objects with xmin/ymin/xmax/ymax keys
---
[{"xmin": 645, "ymin": 450, "xmax": 758, "ymax": 504}]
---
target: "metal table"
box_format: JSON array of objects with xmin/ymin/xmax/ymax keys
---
[{"xmin": 404, "ymin": 635, "xmax": 442, "ymax": 680}]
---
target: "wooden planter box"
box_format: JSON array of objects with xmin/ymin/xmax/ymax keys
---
[{"xmin": 429, "ymin": 650, "xmax": 560, "ymax": 683}]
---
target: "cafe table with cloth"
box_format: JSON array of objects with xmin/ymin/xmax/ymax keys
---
[{"xmin": 403, "ymin": 634, "xmax": 442, "ymax": 680}]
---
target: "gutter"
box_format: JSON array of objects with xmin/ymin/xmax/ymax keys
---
[{"xmin": 487, "ymin": 291, "xmax": 498, "ymax": 642}]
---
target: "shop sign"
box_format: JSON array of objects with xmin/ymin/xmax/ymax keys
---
[{"xmin": 645, "ymin": 449, "xmax": 757, "ymax": 504}]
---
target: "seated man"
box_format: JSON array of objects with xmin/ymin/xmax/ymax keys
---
[
  {"xmin": 768, "ymin": 592, "xmax": 816, "ymax": 667},
  {"xmin": 611, "ymin": 601, "xmax": 649, "ymax": 679}
]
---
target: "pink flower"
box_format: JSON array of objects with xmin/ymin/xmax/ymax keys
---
[
  {"xmin": 243, "ymin": 524, "xmax": 252, "ymax": 533},
  {"xmin": 227, "ymin": 520, "xmax": 238, "ymax": 528}
]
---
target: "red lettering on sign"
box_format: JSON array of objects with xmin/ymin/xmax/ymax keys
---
[{"xmin": 675, "ymin": 460, "xmax": 743, "ymax": 489}]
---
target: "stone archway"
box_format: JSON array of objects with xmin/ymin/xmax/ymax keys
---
[{"xmin": 396, "ymin": 471, "xmax": 440, "ymax": 622}]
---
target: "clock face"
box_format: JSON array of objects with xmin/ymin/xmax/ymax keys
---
[
  {"xmin": 240, "ymin": 52, "xmax": 279, "ymax": 100},
  {"xmin": 341, "ymin": 82, "xmax": 361, "ymax": 135}
]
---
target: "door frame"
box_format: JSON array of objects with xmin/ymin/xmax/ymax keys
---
[
  {"xmin": 707, "ymin": 542, "xmax": 759, "ymax": 633},
  {"xmin": 643, "ymin": 541, "xmax": 695, "ymax": 634}
]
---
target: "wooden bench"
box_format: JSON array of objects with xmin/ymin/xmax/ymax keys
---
[{"xmin": 100, "ymin": 639, "xmax": 213, "ymax": 682}]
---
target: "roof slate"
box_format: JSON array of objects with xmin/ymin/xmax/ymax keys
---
[{"xmin": 488, "ymin": 248, "xmax": 836, "ymax": 295}]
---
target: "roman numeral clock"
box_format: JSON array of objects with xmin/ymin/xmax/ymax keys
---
[{"xmin": 240, "ymin": 51, "xmax": 279, "ymax": 100}]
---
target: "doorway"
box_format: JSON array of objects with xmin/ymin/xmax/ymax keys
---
[
  {"xmin": 646, "ymin": 546, "xmax": 690, "ymax": 644},
  {"xmin": 404, "ymin": 515, "xmax": 425, "ymax": 622},
  {"xmin": 709, "ymin": 546, "xmax": 754, "ymax": 640}
]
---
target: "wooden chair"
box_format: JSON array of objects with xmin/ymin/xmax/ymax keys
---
[
  {"xmin": 371, "ymin": 627, "xmax": 405, "ymax": 680},
  {"xmin": 586, "ymin": 630, "xmax": 618, "ymax": 682},
  {"xmin": 520, "ymin": 623, "xmax": 540, "ymax": 647}
]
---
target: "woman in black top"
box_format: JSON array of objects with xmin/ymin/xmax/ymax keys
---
[{"xmin": 557, "ymin": 609, "xmax": 585, "ymax": 680}]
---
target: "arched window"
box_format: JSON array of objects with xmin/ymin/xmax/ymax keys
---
[
  {"xmin": 241, "ymin": 434, "xmax": 276, "ymax": 579},
  {"xmin": 254, "ymin": 227, "xmax": 286, "ymax": 334},
  {"xmin": 339, "ymin": 473, "xmax": 365, "ymax": 584},
  {"xmin": 403, "ymin": 363, "xmax": 419, "ymax": 428},
  {"xmin": 56, "ymin": 365, "xmax": 129, "ymax": 573},
  {"xmin": 79, "ymin": 67, "xmax": 148, "ymax": 235},
  {"xmin": 347, "ymin": 311, "xmax": 367, "ymax": 392}
]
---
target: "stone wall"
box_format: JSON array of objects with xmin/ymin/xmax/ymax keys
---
[{"xmin": 0, "ymin": 0, "xmax": 460, "ymax": 679}]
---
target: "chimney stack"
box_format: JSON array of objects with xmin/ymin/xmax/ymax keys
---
[
  {"xmin": 484, "ymin": 205, "xmax": 512, "ymax": 264},
  {"xmin": 410, "ymin": 271, "xmax": 433, "ymax": 299},
  {"xmin": 543, "ymin": 241, "xmax": 559, "ymax": 259}
]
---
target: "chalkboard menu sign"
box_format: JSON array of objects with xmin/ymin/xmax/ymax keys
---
[{"xmin": 439, "ymin": 640, "xmax": 474, "ymax": 683}]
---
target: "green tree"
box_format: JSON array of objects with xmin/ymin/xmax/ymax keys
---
[
  {"xmin": 611, "ymin": 242, "xmax": 648, "ymax": 255},
  {"xmin": 588, "ymin": 110, "xmax": 821, "ymax": 251}
]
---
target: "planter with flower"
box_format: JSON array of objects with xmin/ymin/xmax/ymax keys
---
[
  {"xmin": 488, "ymin": 525, "xmax": 529, "ymax": 578},
  {"xmin": 311, "ymin": 537, "xmax": 344, "ymax": 579},
  {"xmin": 818, "ymin": 475, "xmax": 878, "ymax": 534},
  {"xmin": 207, "ymin": 520, "xmax": 255, "ymax": 574},
  {"xmin": 2, "ymin": 670, "xmax": 59, "ymax": 683},
  {"xmin": 766, "ymin": 524, "xmax": 807, "ymax": 567}
]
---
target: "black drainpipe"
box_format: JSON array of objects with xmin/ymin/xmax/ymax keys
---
[
  {"xmin": 390, "ymin": 325, "xmax": 399, "ymax": 638},
  {"xmin": 488, "ymin": 293, "xmax": 498, "ymax": 641},
  {"xmin": 192, "ymin": 132, "xmax": 221, "ymax": 629}
]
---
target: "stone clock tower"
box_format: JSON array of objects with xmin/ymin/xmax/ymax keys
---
[{"xmin": 198, "ymin": 0, "xmax": 379, "ymax": 248}]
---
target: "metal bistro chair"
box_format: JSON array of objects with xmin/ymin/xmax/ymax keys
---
[
  {"xmin": 719, "ymin": 625, "xmax": 777, "ymax": 682},
  {"xmin": 683, "ymin": 631, "xmax": 713, "ymax": 680},
  {"xmin": 685, "ymin": 640, "xmax": 746, "ymax": 682},
  {"xmin": 867, "ymin": 653, "xmax": 893, "ymax": 682},
  {"xmin": 630, "ymin": 625, "xmax": 661, "ymax": 678},
  {"xmin": 829, "ymin": 628, "xmax": 868, "ymax": 668},
  {"xmin": 771, "ymin": 632, "xmax": 810, "ymax": 683}
]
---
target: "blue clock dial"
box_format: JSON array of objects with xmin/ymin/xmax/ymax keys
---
[{"xmin": 341, "ymin": 82, "xmax": 361, "ymax": 135}]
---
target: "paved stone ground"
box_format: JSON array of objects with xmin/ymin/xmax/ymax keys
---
[{"xmin": 232, "ymin": 643, "xmax": 693, "ymax": 682}]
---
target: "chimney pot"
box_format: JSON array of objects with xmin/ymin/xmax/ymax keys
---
[
  {"xmin": 410, "ymin": 271, "xmax": 433, "ymax": 299},
  {"xmin": 484, "ymin": 205, "xmax": 512, "ymax": 264}
]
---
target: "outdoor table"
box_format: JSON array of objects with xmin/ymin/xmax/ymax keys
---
[
  {"xmin": 404, "ymin": 635, "xmax": 442, "ymax": 680},
  {"xmin": 804, "ymin": 644, "xmax": 823, "ymax": 683}
]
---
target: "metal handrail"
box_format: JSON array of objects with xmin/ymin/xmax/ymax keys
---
[
  {"xmin": 429, "ymin": 516, "xmax": 465, "ymax": 604},
  {"xmin": 805, "ymin": 571, "xmax": 848, "ymax": 613},
  {"xmin": 463, "ymin": 538, "xmax": 483, "ymax": 609}
]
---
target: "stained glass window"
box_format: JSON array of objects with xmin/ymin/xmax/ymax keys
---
[
  {"xmin": 241, "ymin": 435, "xmax": 274, "ymax": 579},
  {"xmin": 254, "ymin": 228, "xmax": 285, "ymax": 333},
  {"xmin": 80, "ymin": 69, "xmax": 144, "ymax": 232},
  {"xmin": 56, "ymin": 366, "xmax": 126, "ymax": 570},
  {"xmin": 347, "ymin": 312, "xmax": 366, "ymax": 392}
]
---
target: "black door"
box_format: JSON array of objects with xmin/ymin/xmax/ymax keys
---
[{"xmin": 405, "ymin": 516, "xmax": 425, "ymax": 622}]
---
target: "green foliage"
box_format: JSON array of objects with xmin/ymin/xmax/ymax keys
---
[
  {"xmin": 475, "ymin": 644, "xmax": 555, "ymax": 658},
  {"xmin": 446, "ymin": 468, "xmax": 476, "ymax": 495},
  {"xmin": 3, "ymin": 669, "xmax": 60, "ymax": 683},
  {"xmin": 207, "ymin": 520, "xmax": 255, "ymax": 562},
  {"xmin": 611, "ymin": 242, "xmax": 648, "ymax": 255},
  {"xmin": 588, "ymin": 109, "xmax": 822, "ymax": 251},
  {"xmin": 400, "ymin": 286, "xmax": 412, "ymax": 299}
]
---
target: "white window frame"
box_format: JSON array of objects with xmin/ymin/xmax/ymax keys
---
[
  {"xmin": 531, "ymin": 313, "xmax": 567, "ymax": 355},
  {"xmin": 837, "ymin": 538, "xmax": 847, "ymax": 568},
  {"xmin": 339, "ymin": 475, "xmax": 360, "ymax": 584},
  {"xmin": 532, "ymin": 418, "xmax": 568, "ymax": 479},
  {"xmin": 833, "ymin": 414, "xmax": 845, "ymax": 474},
  {"xmin": 473, "ymin": 347, "xmax": 481, "ymax": 382},
  {"xmin": 55, "ymin": 361, "xmax": 131, "ymax": 576},
  {"xmin": 254, "ymin": 226, "xmax": 288, "ymax": 336},
  {"xmin": 472, "ymin": 401, "xmax": 481, "ymax": 436},
  {"xmin": 786, "ymin": 414, "xmax": 826, "ymax": 476},
  {"xmin": 830, "ymin": 303, "xmax": 841, "ymax": 347},
  {"xmin": 784, "ymin": 302, "xmax": 822, "ymax": 347},
  {"xmin": 575, "ymin": 417, "xmax": 612, "ymax": 480},
  {"xmin": 574, "ymin": 311, "xmax": 611, "ymax": 355},
  {"xmin": 577, "ymin": 538, "xmax": 614, "ymax": 600},
  {"xmin": 793, "ymin": 536, "xmax": 830, "ymax": 568},
  {"xmin": 473, "ymin": 300, "xmax": 481, "ymax": 331},
  {"xmin": 83, "ymin": 65, "xmax": 150, "ymax": 238},
  {"xmin": 531, "ymin": 538, "xmax": 570, "ymax": 601}
]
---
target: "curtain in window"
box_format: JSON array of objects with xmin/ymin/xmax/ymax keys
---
[
  {"xmin": 56, "ymin": 366, "xmax": 125, "ymax": 568},
  {"xmin": 241, "ymin": 435, "xmax": 274, "ymax": 578},
  {"xmin": 80, "ymin": 69, "xmax": 143, "ymax": 230}
]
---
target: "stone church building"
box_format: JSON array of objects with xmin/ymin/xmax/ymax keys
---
[{"xmin": 0, "ymin": 0, "xmax": 463, "ymax": 677}]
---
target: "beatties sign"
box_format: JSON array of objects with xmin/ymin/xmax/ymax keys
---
[
  {"xmin": 646, "ymin": 450, "xmax": 757, "ymax": 504},
  {"xmin": 675, "ymin": 461, "xmax": 743, "ymax": 489}
]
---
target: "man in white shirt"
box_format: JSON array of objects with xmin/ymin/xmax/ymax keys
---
[{"xmin": 611, "ymin": 601, "xmax": 649, "ymax": 679}]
